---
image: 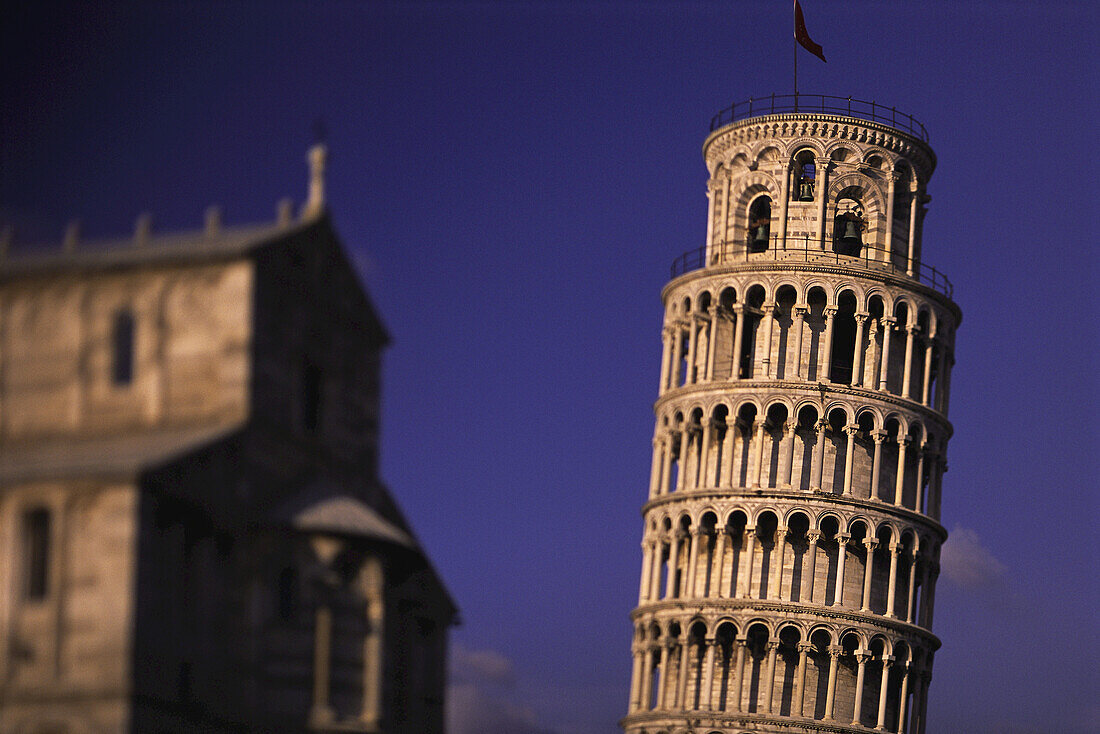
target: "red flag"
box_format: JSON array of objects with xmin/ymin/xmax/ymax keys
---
[{"xmin": 794, "ymin": 0, "xmax": 827, "ymax": 63}]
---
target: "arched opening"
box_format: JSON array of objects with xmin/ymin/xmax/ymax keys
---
[
  {"xmin": 836, "ymin": 632, "xmax": 862, "ymax": 724},
  {"xmin": 863, "ymin": 637, "xmax": 888, "ymax": 727},
  {"xmin": 795, "ymin": 405, "xmax": 819, "ymax": 490},
  {"xmin": 740, "ymin": 286, "xmax": 766, "ymax": 378},
  {"xmin": 786, "ymin": 512, "xmax": 811, "ymax": 602},
  {"xmin": 764, "ymin": 403, "xmax": 788, "ymax": 488},
  {"xmin": 774, "ymin": 285, "xmax": 798, "ymax": 379},
  {"xmin": 657, "ymin": 518, "xmax": 673, "ymax": 599},
  {"xmin": 830, "ymin": 291, "xmax": 858, "ymax": 384},
  {"xmin": 833, "ymin": 197, "xmax": 866, "ymax": 256},
  {"xmin": 111, "ymin": 308, "xmax": 135, "ymax": 386},
  {"xmin": 865, "ymin": 295, "xmax": 886, "ymax": 388},
  {"xmin": 687, "ymin": 621, "xmax": 708, "ymax": 709},
  {"xmin": 755, "ymin": 512, "xmax": 779, "ymax": 599},
  {"xmin": 888, "ymin": 301, "xmax": 910, "ymax": 394},
  {"xmin": 777, "ymin": 626, "xmax": 802, "ymax": 715},
  {"xmin": 747, "ymin": 196, "xmax": 772, "ymax": 252},
  {"xmin": 734, "ymin": 404, "xmax": 758, "ymax": 487},
  {"xmin": 880, "ymin": 418, "xmax": 902, "ymax": 502},
  {"xmin": 806, "ymin": 287, "xmax": 827, "ymax": 380},
  {"xmin": 794, "ymin": 150, "xmax": 817, "ymax": 201},
  {"xmin": 686, "ymin": 407, "xmax": 705, "ymax": 490},
  {"xmin": 715, "ymin": 622, "xmax": 737, "ymax": 711},
  {"xmin": 711, "ymin": 405, "xmax": 729, "ymax": 488},
  {"xmin": 826, "ymin": 407, "xmax": 850, "ymax": 495},
  {"xmin": 745, "ymin": 623, "xmax": 770, "ymax": 712},
  {"xmin": 809, "ymin": 629, "xmax": 833, "ymax": 719},
  {"xmin": 853, "ymin": 411, "xmax": 877, "ymax": 499},
  {"xmin": 724, "ymin": 511, "xmax": 749, "ymax": 597},
  {"xmin": 692, "ymin": 292, "xmax": 713, "ymax": 384},
  {"xmin": 715, "ymin": 287, "xmax": 738, "ymax": 379},
  {"xmin": 670, "ymin": 412, "xmax": 685, "ymax": 492},
  {"xmin": 698, "ymin": 512, "xmax": 718, "ymax": 597},
  {"xmin": 818, "ymin": 516, "xmax": 841, "ymax": 606}
]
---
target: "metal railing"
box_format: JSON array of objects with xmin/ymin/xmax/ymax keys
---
[
  {"xmin": 710, "ymin": 94, "xmax": 929, "ymax": 142},
  {"xmin": 670, "ymin": 234, "xmax": 952, "ymax": 298}
]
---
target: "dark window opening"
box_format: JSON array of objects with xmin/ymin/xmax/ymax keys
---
[
  {"xmin": 794, "ymin": 152, "xmax": 816, "ymax": 201},
  {"xmin": 23, "ymin": 508, "xmax": 51, "ymax": 601},
  {"xmin": 747, "ymin": 197, "xmax": 772, "ymax": 253},
  {"xmin": 301, "ymin": 359, "xmax": 322, "ymax": 433},
  {"xmin": 830, "ymin": 294, "xmax": 858, "ymax": 384},
  {"xmin": 111, "ymin": 310, "xmax": 135, "ymax": 386},
  {"xmin": 277, "ymin": 567, "xmax": 297, "ymax": 621}
]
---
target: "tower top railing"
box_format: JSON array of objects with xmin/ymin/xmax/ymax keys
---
[
  {"xmin": 710, "ymin": 94, "xmax": 929, "ymax": 142},
  {"xmin": 670, "ymin": 235, "xmax": 953, "ymax": 298}
]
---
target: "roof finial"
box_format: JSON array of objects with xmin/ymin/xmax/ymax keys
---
[
  {"xmin": 63, "ymin": 220, "xmax": 81, "ymax": 253},
  {"xmin": 304, "ymin": 118, "xmax": 328, "ymax": 219},
  {"xmin": 134, "ymin": 213, "xmax": 152, "ymax": 246},
  {"xmin": 205, "ymin": 206, "xmax": 222, "ymax": 237}
]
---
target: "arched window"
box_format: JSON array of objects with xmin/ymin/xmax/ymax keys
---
[
  {"xmin": 300, "ymin": 358, "xmax": 323, "ymax": 433},
  {"xmin": 833, "ymin": 197, "xmax": 865, "ymax": 256},
  {"xmin": 22, "ymin": 508, "xmax": 51, "ymax": 600},
  {"xmin": 794, "ymin": 150, "xmax": 817, "ymax": 201},
  {"xmin": 277, "ymin": 566, "xmax": 298, "ymax": 621},
  {"xmin": 747, "ymin": 196, "xmax": 772, "ymax": 252},
  {"xmin": 111, "ymin": 309, "xmax": 135, "ymax": 386}
]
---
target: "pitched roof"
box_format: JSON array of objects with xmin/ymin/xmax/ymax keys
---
[
  {"xmin": 0, "ymin": 421, "xmax": 245, "ymax": 484},
  {"xmin": 0, "ymin": 216, "xmax": 316, "ymax": 278}
]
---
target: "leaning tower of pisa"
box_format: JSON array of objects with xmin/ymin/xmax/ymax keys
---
[{"xmin": 624, "ymin": 96, "xmax": 958, "ymax": 734}]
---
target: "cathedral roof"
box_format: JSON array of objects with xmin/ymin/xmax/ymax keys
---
[
  {"xmin": 0, "ymin": 218, "xmax": 312, "ymax": 278},
  {"xmin": 0, "ymin": 421, "xmax": 245, "ymax": 484}
]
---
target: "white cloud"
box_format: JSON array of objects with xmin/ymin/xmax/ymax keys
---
[
  {"xmin": 447, "ymin": 643, "xmax": 557, "ymax": 734},
  {"xmin": 940, "ymin": 526, "xmax": 1006, "ymax": 589}
]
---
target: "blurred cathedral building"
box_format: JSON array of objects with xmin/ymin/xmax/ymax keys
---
[{"xmin": 0, "ymin": 146, "xmax": 457, "ymax": 733}]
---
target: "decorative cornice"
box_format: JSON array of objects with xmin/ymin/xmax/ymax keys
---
[
  {"xmin": 654, "ymin": 379, "xmax": 953, "ymax": 437},
  {"xmin": 662, "ymin": 257, "xmax": 960, "ymax": 319},
  {"xmin": 703, "ymin": 113, "xmax": 935, "ymax": 178}
]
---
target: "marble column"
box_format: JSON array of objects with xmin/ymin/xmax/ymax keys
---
[
  {"xmin": 841, "ymin": 424, "xmax": 859, "ymax": 496},
  {"xmin": 834, "ymin": 534, "xmax": 850, "ymax": 607},
  {"xmin": 861, "ymin": 539, "xmax": 879, "ymax": 612},
  {"xmin": 878, "ymin": 317, "xmax": 895, "ymax": 391},
  {"xmin": 792, "ymin": 305, "xmax": 807, "ymax": 379}
]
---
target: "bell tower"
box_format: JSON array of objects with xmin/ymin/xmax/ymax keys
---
[{"xmin": 623, "ymin": 95, "xmax": 959, "ymax": 734}]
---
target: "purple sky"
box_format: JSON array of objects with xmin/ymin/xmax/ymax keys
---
[{"xmin": 3, "ymin": 2, "xmax": 1097, "ymax": 733}]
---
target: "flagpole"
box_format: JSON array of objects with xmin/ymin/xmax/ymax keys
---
[{"xmin": 793, "ymin": 2, "xmax": 799, "ymax": 107}]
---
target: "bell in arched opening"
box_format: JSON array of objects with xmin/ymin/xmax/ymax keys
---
[
  {"xmin": 793, "ymin": 150, "xmax": 817, "ymax": 202},
  {"xmin": 747, "ymin": 195, "xmax": 772, "ymax": 253},
  {"xmin": 833, "ymin": 197, "xmax": 865, "ymax": 256}
]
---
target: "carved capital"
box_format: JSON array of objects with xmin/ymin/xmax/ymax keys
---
[
  {"xmin": 872, "ymin": 429, "xmax": 887, "ymax": 443},
  {"xmin": 863, "ymin": 538, "xmax": 880, "ymax": 551},
  {"xmin": 806, "ymin": 530, "xmax": 822, "ymax": 545}
]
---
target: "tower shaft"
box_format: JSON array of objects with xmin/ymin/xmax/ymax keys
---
[{"xmin": 624, "ymin": 97, "xmax": 959, "ymax": 734}]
